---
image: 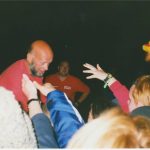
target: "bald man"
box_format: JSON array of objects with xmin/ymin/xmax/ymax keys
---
[{"xmin": 0, "ymin": 40, "xmax": 53, "ymax": 112}]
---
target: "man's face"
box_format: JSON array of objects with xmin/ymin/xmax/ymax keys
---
[
  {"xmin": 58, "ymin": 62, "xmax": 70, "ymax": 77},
  {"xmin": 29, "ymin": 57, "xmax": 52, "ymax": 77},
  {"xmin": 145, "ymin": 52, "xmax": 150, "ymax": 62},
  {"xmin": 27, "ymin": 40, "xmax": 54, "ymax": 77},
  {"xmin": 29, "ymin": 52, "xmax": 53, "ymax": 77}
]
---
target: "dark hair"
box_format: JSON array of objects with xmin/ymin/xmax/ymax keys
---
[
  {"xmin": 91, "ymin": 97, "xmax": 117, "ymax": 119},
  {"xmin": 58, "ymin": 60, "xmax": 70, "ymax": 66}
]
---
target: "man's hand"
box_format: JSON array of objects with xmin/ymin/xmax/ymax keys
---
[{"xmin": 22, "ymin": 74, "xmax": 38, "ymax": 99}]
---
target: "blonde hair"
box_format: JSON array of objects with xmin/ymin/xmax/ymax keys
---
[
  {"xmin": 67, "ymin": 107, "xmax": 150, "ymax": 148},
  {"xmin": 132, "ymin": 75, "xmax": 150, "ymax": 105}
]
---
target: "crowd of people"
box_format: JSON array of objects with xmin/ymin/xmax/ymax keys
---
[{"xmin": 0, "ymin": 39, "xmax": 150, "ymax": 148}]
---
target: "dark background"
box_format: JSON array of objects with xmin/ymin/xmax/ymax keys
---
[{"xmin": 0, "ymin": 1, "xmax": 150, "ymax": 119}]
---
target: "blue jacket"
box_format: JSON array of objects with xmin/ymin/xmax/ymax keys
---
[
  {"xmin": 31, "ymin": 113, "xmax": 58, "ymax": 148},
  {"xmin": 47, "ymin": 90, "xmax": 84, "ymax": 148}
]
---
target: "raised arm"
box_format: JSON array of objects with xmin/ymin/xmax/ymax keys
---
[
  {"xmin": 83, "ymin": 63, "xmax": 129, "ymax": 113},
  {"xmin": 83, "ymin": 63, "xmax": 116, "ymax": 86},
  {"xmin": 22, "ymin": 74, "xmax": 42, "ymax": 118},
  {"xmin": 22, "ymin": 74, "xmax": 58, "ymax": 148},
  {"xmin": 34, "ymin": 81, "xmax": 84, "ymax": 148}
]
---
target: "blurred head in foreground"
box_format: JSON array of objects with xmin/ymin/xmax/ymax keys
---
[
  {"xmin": 68, "ymin": 107, "xmax": 150, "ymax": 148},
  {"xmin": 0, "ymin": 87, "xmax": 37, "ymax": 148}
]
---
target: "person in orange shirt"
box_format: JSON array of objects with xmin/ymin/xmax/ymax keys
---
[{"xmin": 45, "ymin": 60, "xmax": 90, "ymax": 107}]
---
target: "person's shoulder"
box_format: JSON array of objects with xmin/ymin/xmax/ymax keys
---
[
  {"xmin": 12, "ymin": 59, "xmax": 26, "ymax": 66},
  {"xmin": 131, "ymin": 106, "xmax": 150, "ymax": 118},
  {"xmin": 4, "ymin": 59, "xmax": 25, "ymax": 71},
  {"xmin": 68, "ymin": 75, "xmax": 81, "ymax": 81},
  {"xmin": 45, "ymin": 73, "xmax": 57, "ymax": 80}
]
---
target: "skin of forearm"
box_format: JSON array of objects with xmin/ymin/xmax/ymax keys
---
[{"xmin": 28, "ymin": 101, "xmax": 43, "ymax": 118}]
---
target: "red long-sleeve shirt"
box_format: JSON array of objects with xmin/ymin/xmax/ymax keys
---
[{"xmin": 109, "ymin": 80, "xmax": 129, "ymax": 113}]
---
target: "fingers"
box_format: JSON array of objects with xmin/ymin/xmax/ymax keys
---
[
  {"xmin": 22, "ymin": 74, "xmax": 29, "ymax": 87},
  {"xmin": 44, "ymin": 83, "xmax": 53, "ymax": 88},
  {"xmin": 22, "ymin": 74, "xmax": 32, "ymax": 84},
  {"xmin": 34, "ymin": 82, "xmax": 52, "ymax": 90},
  {"xmin": 86, "ymin": 75, "xmax": 95, "ymax": 79},
  {"xmin": 22, "ymin": 75, "xmax": 25, "ymax": 86},
  {"xmin": 33, "ymin": 81, "xmax": 42, "ymax": 91},
  {"xmin": 33, "ymin": 81, "xmax": 54, "ymax": 96},
  {"xmin": 83, "ymin": 69, "xmax": 94, "ymax": 74},
  {"xmin": 83, "ymin": 63, "xmax": 103, "ymax": 71},
  {"xmin": 23, "ymin": 74, "xmax": 29, "ymax": 80},
  {"xmin": 83, "ymin": 63, "xmax": 96, "ymax": 70},
  {"xmin": 97, "ymin": 64, "xmax": 103, "ymax": 71},
  {"xmin": 33, "ymin": 81, "xmax": 46, "ymax": 96}
]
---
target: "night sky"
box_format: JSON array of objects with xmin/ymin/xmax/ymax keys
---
[{"xmin": 0, "ymin": 1, "xmax": 150, "ymax": 106}]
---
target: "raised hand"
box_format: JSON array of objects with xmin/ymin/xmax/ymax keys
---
[
  {"xmin": 83, "ymin": 63, "xmax": 108, "ymax": 81},
  {"xmin": 22, "ymin": 74, "xmax": 38, "ymax": 99}
]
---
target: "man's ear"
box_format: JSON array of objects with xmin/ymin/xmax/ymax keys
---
[
  {"xmin": 130, "ymin": 85, "xmax": 138, "ymax": 105},
  {"xmin": 129, "ymin": 85, "xmax": 134, "ymax": 99},
  {"xmin": 27, "ymin": 53, "xmax": 33, "ymax": 63},
  {"xmin": 130, "ymin": 84, "xmax": 135, "ymax": 92}
]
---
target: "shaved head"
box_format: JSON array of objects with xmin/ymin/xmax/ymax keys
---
[
  {"xmin": 29, "ymin": 40, "xmax": 53, "ymax": 56},
  {"xmin": 27, "ymin": 40, "xmax": 54, "ymax": 77}
]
